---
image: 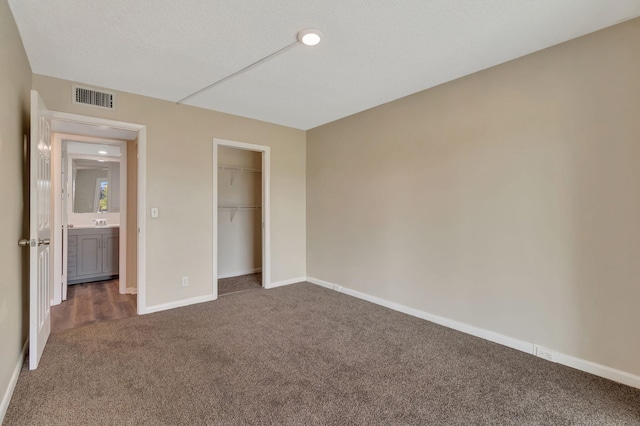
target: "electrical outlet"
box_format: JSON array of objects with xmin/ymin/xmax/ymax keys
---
[
  {"xmin": 181, "ymin": 276, "xmax": 189, "ymax": 287},
  {"xmin": 534, "ymin": 345, "xmax": 553, "ymax": 362}
]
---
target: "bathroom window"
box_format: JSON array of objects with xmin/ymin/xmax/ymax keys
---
[{"xmin": 97, "ymin": 179, "xmax": 108, "ymax": 213}]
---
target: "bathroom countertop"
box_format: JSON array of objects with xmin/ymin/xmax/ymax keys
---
[{"xmin": 69, "ymin": 225, "xmax": 120, "ymax": 229}]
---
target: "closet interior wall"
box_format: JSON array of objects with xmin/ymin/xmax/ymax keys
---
[{"xmin": 217, "ymin": 147, "xmax": 262, "ymax": 279}]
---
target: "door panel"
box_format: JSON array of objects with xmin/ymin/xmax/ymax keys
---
[
  {"xmin": 103, "ymin": 235, "xmax": 119, "ymax": 275},
  {"xmin": 29, "ymin": 90, "xmax": 52, "ymax": 370}
]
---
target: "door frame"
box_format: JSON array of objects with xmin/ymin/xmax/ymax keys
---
[
  {"xmin": 52, "ymin": 134, "xmax": 129, "ymax": 303},
  {"xmin": 48, "ymin": 110, "xmax": 147, "ymax": 314},
  {"xmin": 213, "ymin": 138, "xmax": 271, "ymax": 295}
]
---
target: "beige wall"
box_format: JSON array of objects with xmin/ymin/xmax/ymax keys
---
[
  {"xmin": 0, "ymin": 0, "xmax": 32, "ymax": 411},
  {"xmin": 33, "ymin": 74, "xmax": 306, "ymax": 307},
  {"xmin": 217, "ymin": 147, "xmax": 262, "ymax": 278},
  {"xmin": 307, "ymin": 19, "xmax": 640, "ymax": 376}
]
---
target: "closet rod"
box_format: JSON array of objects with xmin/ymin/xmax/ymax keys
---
[{"xmin": 218, "ymin": 166, "xmax": 261, "ymax": 173}]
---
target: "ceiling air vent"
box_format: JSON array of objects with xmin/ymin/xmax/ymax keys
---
[{"xmin": 72, "ymin": 85, "xmax": 116, "ymax": 110}]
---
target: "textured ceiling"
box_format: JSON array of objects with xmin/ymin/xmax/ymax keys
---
[{"xmin": 9, "ymin": 1, "xmax": 640, "ymax": 130}]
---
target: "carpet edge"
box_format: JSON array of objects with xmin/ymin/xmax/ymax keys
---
[
  {"xmin": 306, "ymin": 276, "xmax": 640, "ymax": 390},
  {"xmin": 142, "ymin": 293, "xmax": 216, "ymax": 314},
  {"xmin": 266, "ymin": 276, "xmax": 307, "ymax": 289}
]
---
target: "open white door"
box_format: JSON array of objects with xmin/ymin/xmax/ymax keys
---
[{"xmin": 28, "ymin": 90, "xmax": 52, "ymax": 370}]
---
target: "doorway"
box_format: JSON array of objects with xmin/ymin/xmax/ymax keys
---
[
  {"xmin": 51, "ymin": 135, "xmax": 136, "ymax": 332},
  {"xmin": 51, "ymin": 118, "xmax": 144, "ymax": 332},
  {"xmin": 213, "ymin": 139, "xmax": 271, "ymax": 297},
  {"xmin": 27, "ymin": 90, "xmax": 147, "ymax": 369}
]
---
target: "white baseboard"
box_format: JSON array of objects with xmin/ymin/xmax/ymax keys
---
[
  {"xmin": 307, "ymin": 277, "xmax": 335, "ymax": 290},
  {"xmin": 550, "ymin": 349, "xmax": 640, "ymax": 389},
  {"xmin": 306, "ymin": 277, "xmax": 640, "ymax": 390},
  {"xmin": 218, "ymin": 268, "xmax": 262, "ymax": 280},
  {"xmin": 266, "ymin": 276, "xmax": 307, "ymax": 289},
  {"xmin": 124, "ymin": 287, "xmax": 137, "ymax": 295},
  {"xmin": 1, "ymin": 340, "xmax": 27, "ymax": 424},
  {"xmin": 141, "ymin": 293, "xmax": 216, "ymax": 315},
  {"xmin": 307, "ymin": 277, "xmax": 532, "ymax": 354},
  {"xmin": 141, "ymin": 275, "xmax": 303, "ymax": 313}
]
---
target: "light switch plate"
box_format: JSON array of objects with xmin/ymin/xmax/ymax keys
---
[{"xmin": 151, "ymin": 207, "xmax": 159, "ymax": 218}]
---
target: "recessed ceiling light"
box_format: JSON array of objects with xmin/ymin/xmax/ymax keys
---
[
  {"xmin": 298, "ymin": 29, "xmax": 323, "ymax": 46},
  {"xmin": 98, "ymin": 150, "xmax": 107, "ymax": 154}
]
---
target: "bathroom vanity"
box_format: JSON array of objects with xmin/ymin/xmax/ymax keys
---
[{"xmin": 67, "ymin": 227, "xmax": 119, "ymax": 285}]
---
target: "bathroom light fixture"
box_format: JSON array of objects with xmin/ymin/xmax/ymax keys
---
[
  {"xmin": 177, "ymin": 28, "xmax": 324, "ymax": 105},
  {"xmin": 98, "ymin": 150, "xmax": 107, "ymax": 154},
  {"xmin": 298, "ymin": 29, "xmax": 323, "ymax": 46}
]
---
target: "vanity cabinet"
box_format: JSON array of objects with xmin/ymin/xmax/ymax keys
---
[{"xmin": 68, "ymin": 227, "xmax": 119, "ymax": 284}]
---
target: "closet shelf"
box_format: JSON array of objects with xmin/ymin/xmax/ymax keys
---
[
  {"xmin": 218, "ymin": 206, "xmax": 261, "ymax": 209},
  {"xmin": 219, "ymin": 165, "xmax": 261, "ymax": 185},
  {"xmin": 218, "ymin": 165, "xmax": 261, "ymax": 173},
  {"xmin": 219, "ymin": 206, "xmax": 262, "ymax": 223}
]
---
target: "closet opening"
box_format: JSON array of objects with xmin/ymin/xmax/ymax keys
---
[{"xmin": 213, "ymin": 139, "xmax": 270, "ymax": 297}]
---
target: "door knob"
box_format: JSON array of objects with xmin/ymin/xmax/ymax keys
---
[
  {"xmin": 38, "ymin": 239, "xmax": 50, "ymax": 246},
  {"xmin": 18, "ymin": 239, "xmax": 31, "ymax": 247}
]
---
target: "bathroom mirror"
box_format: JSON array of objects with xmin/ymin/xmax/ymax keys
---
[{"xmin": 72, "ymin": 159, "xmax": 120, "ymax": 213}]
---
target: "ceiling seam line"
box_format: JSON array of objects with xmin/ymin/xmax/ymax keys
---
[{"xmin": 176, "ymin": 40, "xmax": 300, "ymax": 105}]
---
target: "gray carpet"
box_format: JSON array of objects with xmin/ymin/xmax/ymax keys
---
[
  {"xmin": 4, "ymin": 282, "xmax": 640, "ymax": 425},
  {"xmin": 218, "ymin": 273, "xmax": 262, "ymax": 296}
]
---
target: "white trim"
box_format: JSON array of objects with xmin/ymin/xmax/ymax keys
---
[
  {"xmin": 119, "ymin": 142, "xmax": 128, "ymax": 294},
  {"xmin": 306, "ymin": 277, "xmax": 640, "ymax": 390},
  {"xmin": 551, "ymin": 350, "xmax": 640, "ymax": 389},
  {"xmin": 306, "ymin": 277, "xmax": 334, "ymax": 290},
  {"xmin": 51, "ymin": 134, "xmax": 63, "ymax": 305},
  {"xmin": 143, "ymin": 294, "xmax": 216, "ymax": 315},
  {"xmin": 125, "ymin": 287, "xmax": 138, "ymax": 295},
  {"xmin": 62, "ymin": 145, "xmax": 68, "ymax": 301},
  {"xmin": 308, "ymin": 276, "xmax": 534, "ymax": 351},
  {"xmin": 338, "ymin": 282, "xmax": 532, "ymax": 353},
  {"xmin": 213, "ymin": 138, "xmax": 271, "ymax": 298},
  {"xmin": 137, "ymin": 127, "xmax": 147, "ymax": 314},
  {"xmin": 48, "ymin": 111, "xmax": 147, "ymax": 315},
  {"xmin": 218, "ymin": 268, "xmax": 262, "ymax": 280},
  {"xmin": 266, "ymin": 276, "xmax": 307, "ymax": 289},
  {"xmin": 1, "ymin": 340, "xmax": 27, "ymax": 423}
]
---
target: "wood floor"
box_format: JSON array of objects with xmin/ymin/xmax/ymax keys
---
[{"xmin": 51, "ymin": 279, "xmax": 137, "ymax": 333}]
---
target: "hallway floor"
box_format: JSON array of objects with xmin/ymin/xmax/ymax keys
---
[{"xmin": 50, "ymin": 280, "xmax": 137, "ymax": 333}]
